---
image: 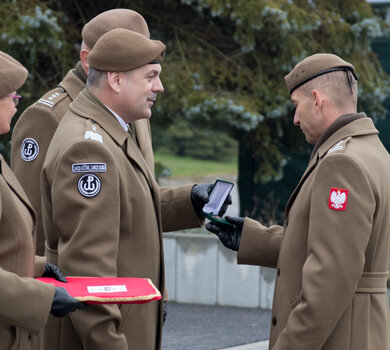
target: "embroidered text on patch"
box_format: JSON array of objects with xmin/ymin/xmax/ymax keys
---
[
  {"xmin": 84, "ymin": 130, "xmax": 103, "ymax": 143},
  {"xmin": 328, "ymin": 188, "xmax": 349, "ymax": 211},
  {"xmin": 72, "ymin": 163, "xmax": 107, "ymax": 173}
]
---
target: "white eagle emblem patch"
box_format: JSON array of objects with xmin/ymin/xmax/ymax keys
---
[{"xmin": 328, "ymin": 188, "xmax": 349, "ymax": 211}]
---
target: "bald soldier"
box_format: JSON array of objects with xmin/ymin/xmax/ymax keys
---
[
  {"xmin": 40, "ymin": 28, "xmax": 213, "ymax": 349},
  {"xmin": 207, "ymin": 53, "xmax": 390, "ymax": 350},
  {"xmin": 10, "ymin": 9, "xmax": 151, "ymax": 256}
]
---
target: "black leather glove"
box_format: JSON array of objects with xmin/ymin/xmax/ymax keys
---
[
  {"xmin": 206, "ymin": 216, "xmax": 244, "ymax": 251},
  {"xmin": 43, "ymin": 262, "xmax": 67, "ymax": 283},
  {"xmin": 191, "ymin": 183, "xmax": 232, "ymax": 217},
  {"xmin": 50, "ymin": 287, "xmax": 89, "ymax": 317},
  {"xmin": 191, "ymin": 183, "xmax": 212, "ymax": 216},
  {"xmin": 163, "ymin": 301, "xmax": 168, "ymax": 325}
]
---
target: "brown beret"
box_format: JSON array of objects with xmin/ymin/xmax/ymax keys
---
[
  {"xmin": 285, "ymin": 53, "xmax": 357, "ymax": 95},
  {"xmin": 0, "ymin": 51, "xmax": 28, "ymax": 97},
  {"xmin": 82, "ymin": 8, "xmax": 150, "ymax": 49},
  {"xmin": 88, "ymin": 28, "xmax": 165, "ymax": 72}
]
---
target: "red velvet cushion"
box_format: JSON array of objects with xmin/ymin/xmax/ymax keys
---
[{"xmin": 37, "ymin": 277, "xmax": 161, "ymax": 304}]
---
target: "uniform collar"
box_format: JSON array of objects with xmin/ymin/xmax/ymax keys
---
[
  {"xmin": 59, "ymin": 63, "xmax": 86, "ymax": 101},
  {"xmin": 70, "ymin": 88, "xmax": 129, "ymax": 146},
  {"xmin": 105, "ymin": 106, "xmax": 129, "ymax": 132},
  {"xmin": 315, "ymin": 114, "xmax": 378, "ymax": 160}
]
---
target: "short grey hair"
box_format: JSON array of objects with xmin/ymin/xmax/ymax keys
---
[{"xmin": 86, "ymin": 67, "xmax": 107, "ymax": 88}]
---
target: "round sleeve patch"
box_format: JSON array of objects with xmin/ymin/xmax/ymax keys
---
[
  {"xmin": 21, "ymin": 138, "xmax": 40, "ymax": 162},
  {"xmin": 78, "ymin": 174, "xmax": 101, "ymax": 198}
]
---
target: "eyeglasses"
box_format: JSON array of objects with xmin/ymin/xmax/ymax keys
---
[{"xmin": 8, "ymin": 94, "xmax": 22, "ymax": 107}]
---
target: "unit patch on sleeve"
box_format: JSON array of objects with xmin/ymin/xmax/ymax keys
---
[
  {"xmin": 72, "ymin": 163, "xmax": 107, "ymax": 173},
  {"xmin": 21, "ymin": 138, "xmax": 40, "ymax": 162},
  {"xmin": 78, "ymin": 174, "xmax": 101, "ymax": 198},
  {"xmin": 328, "ymin": 188, "xmax": 349, "ymax": 211}
]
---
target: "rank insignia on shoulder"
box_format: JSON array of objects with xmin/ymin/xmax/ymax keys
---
[
  {"xmin": 72, "ymin": 163, "xmax": 107, "ymax": 173},
  {"xmin": 21, "ymin": 138, "xmax": 39, "ymax": 162},
  {"xmin": 78, "ymin": 174, "xmax": 101, "ymax": 198},
  {"xmin": 84, "ymin": 130, "xmax": 103, "ymax": 144},
  {"xmin": 327, "ymin": 137, "xmax": 351, "ymax": 155},
  {"xmin": 37, "ymin": 91, "xmax": 65, "ymax": 108},
  {"xmin": 328, "ymin": 188, "xmax": 348, "ymax": 211}
]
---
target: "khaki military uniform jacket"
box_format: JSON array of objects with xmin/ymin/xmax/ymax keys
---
[
  {"xmin": 41, "ymin": 89, "xmax": 201, "ymax": 350},
  {"xmin": 238, "ymin": 115, "xmax": 390, "ymax": 350},
  {"xmin": 11, "ymin": 67, "xmax": 85, "ymax": 255},
  {"xmin": 0, "ymin": 156, "xmax": 54, "ymax": 350}
]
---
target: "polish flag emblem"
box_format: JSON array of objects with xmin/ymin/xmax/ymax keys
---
[{"xmin": 329, "ymin": 188, "xmax": 348, "ymax": 211}]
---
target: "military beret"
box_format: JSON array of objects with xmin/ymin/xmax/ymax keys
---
[
  {"xmin": 82, "ymin": 8, "xmax": 150, "ymax": 49},
  {"xmin": 88, "ymin": 28, "xmax": 165, "ymax": 72},
  {"xmin": 0, "ymin": 51, "xmax": 28, "ymax": 97},
  {"xmin": 285, "ymin": 53, "xmax": 357, "ymax": 95}
]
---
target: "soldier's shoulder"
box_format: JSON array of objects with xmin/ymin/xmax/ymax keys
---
[
  {"xmin": 35, "ymin": 86, "xmax": 70, "ymax": 110},
  {"xmin": 326, "ymin": 137, "xmax": 352, "ymax": 155}
]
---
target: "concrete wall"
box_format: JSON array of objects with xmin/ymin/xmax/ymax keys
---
[{"xmin": 163, "ymin": 232, "xmax": 275, "ymax": 309}]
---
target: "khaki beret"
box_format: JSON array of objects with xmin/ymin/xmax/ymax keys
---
[
  {"xmin": 82, "ymin": 8, "xmax": 150, "ymax": 49},
  {"xmin": 0, "ymin": 51, "xmax": 28, "ymax": 97},
  {"xmin": 88, "ymin": 28, "xmax": 165, "ymax": 72},
  {"xmin": 285, "ymin": 53, "xmax": 357, "ymax": 94}
]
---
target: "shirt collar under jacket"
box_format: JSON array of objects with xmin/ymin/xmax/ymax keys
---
[{"xmin": 105, "ymin": 105, "xmax": 129, "ymax": 132}]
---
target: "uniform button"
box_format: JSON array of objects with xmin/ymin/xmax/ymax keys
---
[
  {"xmin": 277, "ymin": 268, "xmax": 280, "ymax": 276},
  {"xmin": 272, "ymin": 317, "xmax": 277, "ymax": 326}
]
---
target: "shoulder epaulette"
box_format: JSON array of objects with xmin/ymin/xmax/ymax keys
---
[
  {"xmin": 327, "ymin": 137, "xmax": 352, "ymax": 155},
  {"xmin": 36, "ymin": 87, "xmax": 68, "ymax": 109},
  {"xmin": 83, "ymin": 121, "xmax": 103, "ymax": 144}
]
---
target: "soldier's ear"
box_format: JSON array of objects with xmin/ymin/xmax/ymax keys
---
[
  {"xmin": 80, "ymin": 44, "xmax": 90, "ymax": 74},
  {"xmin": 106, "ymin": 72, "xmax": 121, "ymax": 93},
  {"xmin": 312, "ymin": 89, "xmax": 323, "ymax": 114}
]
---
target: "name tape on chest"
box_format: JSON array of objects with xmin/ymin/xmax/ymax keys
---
[
  {"xmin": 72, "ymin": 163, "xmax": 107, "ymax": 173},
  {"xmin": 328, "ymin": 188, "xmax": 349, "ymax": 211},
  {"xmin": 78, "ymin": 174, "xmax": 101, "ymax": 198},
  {"xmin": 21, "ymin": 138, "xmax": 39, "ymax": 162}
]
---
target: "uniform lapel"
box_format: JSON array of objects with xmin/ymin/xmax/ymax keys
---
[
  {"xmin": 126, "ymin": 135, "xmax": 162, "ymax": 229},
  {"xmin": 133, "ymin": 119, "xmax": 155, "ymax": 173},
  {"xmin": 284, "ymin": 153, "xmax": 319, "ymax": 218},
  {"xmin": 125, "ymin": 135, "xmax": 155, "ymax": 189},
  {"xmin": 0, "ymin": 156, "xmax": 35, "ymax": 215}
]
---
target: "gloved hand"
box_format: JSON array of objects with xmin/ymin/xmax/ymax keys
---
[
  {"xmin": 43, "ymin": 262, "xmax": 67, "ymax": 283},
  {"xmin": 191, "ymin": 183, "xmax": 232, "ymax": 217},
  {"xmin": 50, "ymin": 287, "xmax": 89, "ymax": 317},
  {"xmin": 206, "ymin": 216, "xmax": 244, "ymax": 251},
  {"xmin": 163, "ymin": 301, "xmax": 168, "ymax": 325}
]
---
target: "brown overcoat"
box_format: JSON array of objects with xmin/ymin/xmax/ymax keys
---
[
  {"xmin": 238, "ymin": 115, "xmax": 390, "ymax": 350},
  {"xmin": 0, "ymin": 155, "xmax": 54, "ymax": 350},
  {"xmin": 41, "ymin": 89, "xmax": 201, "ymax": 350},
  {"xmin": 10, "ymin": 67, "xmax": 85, "ymax": 255}
]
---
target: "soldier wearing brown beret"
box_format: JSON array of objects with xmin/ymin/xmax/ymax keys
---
[
  {"xmin": 10, "ymin": 8, "xmax": 151, "ymax": 256},
  {"xmin": 207, "ymin": 53, "xmax": 390, "ymax": 350},
  {"xmin": 40, "ymin": 27, "xmax": 218, "ymax": 350},
  {"xmin": 0, "ymin": 51, "xmax": 87, "ymax": 350}
]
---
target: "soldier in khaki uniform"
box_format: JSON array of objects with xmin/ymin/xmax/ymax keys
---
[
  {"xmin": 0, "ymin": 51, "xmax": 87, "ymax": 350},
  {"xmin": 10, "ymin": 9, "xmax": 151, "ymax": 256},
  {"xmin": 41, "ymin": 28, "xmax": 213, "ymax": 350},
  {"xmin": 207, "ymin": 54, "xmax": 390, "ymax": 349}
]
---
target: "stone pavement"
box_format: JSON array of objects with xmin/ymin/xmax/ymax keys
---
[{"xmin": 161, "ymin": 302, "xmax": 271, "ymax": 350}]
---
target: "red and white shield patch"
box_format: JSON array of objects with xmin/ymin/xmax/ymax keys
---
[{"xmin": 328, "ymin": 188, "xmax": 349, "ymax": 211}]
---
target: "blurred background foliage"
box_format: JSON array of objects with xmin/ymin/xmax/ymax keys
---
[{"xmin": 1, "ymin": 0, "xmax": 390, "ymax": 221}]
